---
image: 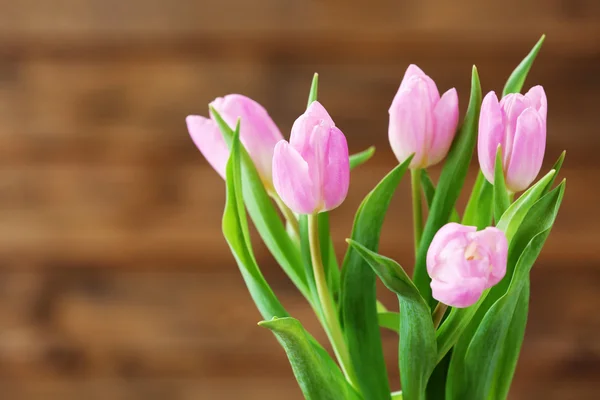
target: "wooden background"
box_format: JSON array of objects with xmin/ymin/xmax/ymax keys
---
[{"xmin": 0, "ymin": 0, "xmax": 599, "ymax": 398}]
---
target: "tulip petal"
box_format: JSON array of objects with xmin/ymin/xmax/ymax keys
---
[
  {"xmin": 499, "ymin": 93, "xmax": 533, "ymax": 164},
  {"xmin": 186, "ymin": 115, "xmax": 229, "ymax": 179},
  {"xmin": 431, "ymin": 276, "xmax": 487, "ymax": 308},
  {"xmin": 272, "ymin": 141, "xmax": 319, "ymax": 214},
  {"xmin": 477, "ymin": 91, "xmax": 505, "ymax": 184},
  {"xmin": 426, "ymin": 223, "xmax": 475, "ymax": 276},
  {"xmin": 389, "ymin": 76, "xmax": 435, "ymax": 168},
  {"xmin": 400, "ymin": 64, "xmax": 441, "ymax": 104},
  {"xmin": 322, "ymin": 127, "xmax": 350, "ymax": 212},
  {"xmin": 505, "ymin": 108, "xmax": 545, "ymax": 192},
  {"xmin": 525, "ymin": 85, "xmax": 547, "ymax": 120},
  {"xmin": 210, "ymin": 94, "xmax": 283, "ymax": 182},
  {"xmin": 472, "ymin": 227, "xmax": 508, "ymax": 287},
  {"xmin": 429, "ymin": 88, "xmax": 459, "ymax": 166}
]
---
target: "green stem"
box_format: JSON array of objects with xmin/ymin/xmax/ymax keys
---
[
  {"xmin": 432, "ymin": 302, "xmax": 448, "ymax": 329},
  {"xmin": 273, "ymin": 194, "xmax": 300, "ymax": 240},
  {"xmin": 391, "ymin": 390, "xmax": 403, "ymax": 399},
  {"xmin": 308, "ymin": 213, "xmax": 358, "ymax": 389},
  {"xmin": 411, "ymin": 168, "xmax": 424, "ymax": 255}
]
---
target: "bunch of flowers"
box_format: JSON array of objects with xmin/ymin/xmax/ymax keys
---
[{"xmin": 186, "ymin": 36, "xmax": 565, "ymax": 400}]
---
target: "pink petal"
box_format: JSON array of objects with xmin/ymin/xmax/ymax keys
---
[
  {"xmin": 427, "ymin": 223, "xmax": 475, "ymax": 276},
  {"xmin": 472, "ymin": 227, "xmax": 508, "ymax": 287},
  {"xmin": 525, "ymin": 85, "xmax": 547, "ymax": 120},
  {"xmin": 210, "ymin": 94, "xmax": 283, "ymax": 183},
  {"xmin": 389, "ymin": 76, "xmax": 435, "ymax": 168},
  {"xmin": 429, "ymin": 88, "xmax": 459, "ymax": 166},
  {"xmin": 186, "ymin": 115, "xmax": 229, "ymax": 179},
  {"xmin": 477, "ymin": 91, "xmax": 505, "ymax": 184},
  {"xmin": 505, "ymin": 108, "xmax": 546, "ymax": 192},
  {"xmin": 272, "ymin": 141, "xmax": 319, "ymax": 214},
  {"xmin": 322, "ymin": 127, "xmax": 350, "ymax": 212},
  {"xmin": 431, "ymin": 276, "xmax": 487, "ymax": 308},
  {"xmin": 499, "ymin": 93, "xmax": 532, "ymax": 165},
  {"xmin": 400, "ymin": 64, "xmax": 441, "ymax": 104}
]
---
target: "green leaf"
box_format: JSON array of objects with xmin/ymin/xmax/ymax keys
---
[
  {"xmin": 211, "ymin": 107, "xmax": 311, "ymax": 304},
  {"xmin": 447, "ymin": 182, "xmax": 565, "ymax": 400},
  {"xmin": 489, "ymin": 281, "xmax": 529, "ymax": 399},
  {"xmin": 307, "ymin": 73, "xmax": 319, "ymax": 106},
  {"xmin": 259, "ymin": 317, "xmax": 361, "ymax": 400},
  {"xmin": 421, "ymin": 170, "xmax": 460, "ymax": 222},
  {"xmin": 541, "ymin": 150, "xmax": 566, "ymax": 196},
  {"xmin": 493, "ymin": 146, "xmax": 511, "ymax": 223},
  {"xmin": 340, "ymin": 156, "xmax": 413, "ymax": 400},
  {"xmin": 348, "ymin": 240, "xmax": 436, "ymax": 400},
  {"xmin": 222, "ymin": 127, "xmax": 289, "ymax": 320},
  {"xmin": 497, "ymin": 169, "xmax": 556, "ymax": 242},
  {"xmin": 462, "ymin": 172, "xmax": 493, "ymax": 229},
  {"xmin": 503, "ymin": 34, "xmax": 545, "ymax": 96},
  {"xmin": 413, "ymin": 66, "xmax": 482, "ymax": 307},
  {"xmin": 350, "ymin": 146, "xmax": 376, "ymax": 170},
  {"xmin": 378, "ymin": 311, "xmax": 400, "ymax": 333}
]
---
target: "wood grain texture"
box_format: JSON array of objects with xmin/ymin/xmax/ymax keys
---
[{"xmin": 0, "ymin": 0, "xmax": 599, "ymax": 398}]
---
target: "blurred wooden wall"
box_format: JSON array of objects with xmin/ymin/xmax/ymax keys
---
[{"xmin": 0, "ymin": 0, "xmax": 599, "ymax": 399}]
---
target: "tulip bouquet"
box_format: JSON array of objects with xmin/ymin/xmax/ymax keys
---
[{"xmin": 187, "ymin": 36, "xmax": 565, "ymax": 400}]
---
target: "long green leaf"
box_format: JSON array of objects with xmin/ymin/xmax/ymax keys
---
[
  {"xmin": 378, "ymin": 311, "xmax": 400, "ymax": 333},
  {"xmin": 493, "ymin": 146, "xmax": 511, "ymax": 223},
  {"xmin": 503, "ymin": 34, "xmax": 545, "ymax": 96},
  {"xmin": 350, "ymin": 146, "xmax": 376, "ymax": 170},
  {"xmin": 340, "ymin": 156, "xmax": 413, "ymax": 400},
  {"xmin": 222, "ymin": 127, "xmax": 289, "ymax": 320},
  {"xmin": 421, "ymin": 170, "xmax": 460, "ymax": 222},
  {"xmin": 259, "ymin": 317, "xmax": 361, "ymax": 400},
  {"xmin": 211, "ymin": 107, "xmax": 310, "ymax": 303},
  {"xmin": 447, "ymin": 182, "xmax": 565, "ymax": 400},
  {"xmin": 541, "ymin": 150, "xmax": 565, "ymax": 196},
  {"xmin": 348, "ymin": 240, "xmax": 436, "ymax": 400},
  {"xmin": 462, "ymin": 172, "xmax": 493, "ymax": 229},
  {"xmin": 413, "ymin": 66, "xmax": 482, "ymax": 307},
  {"xmin": 307, "ymin": 72, "xmax": 319, "ymax": 106}
]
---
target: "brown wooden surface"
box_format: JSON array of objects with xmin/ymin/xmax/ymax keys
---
[{"xmin": 0, "ymin": 0, "xmax": 599, "ymax": 399}]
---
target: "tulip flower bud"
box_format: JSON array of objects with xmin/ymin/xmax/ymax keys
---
[
  {"xmin": 272, "ymin": 101, "xmax": 350, "ymax": 214},
  {"xmin": 427, "ymin": 223, "xmax": 508, "ymax": 308},
  {"xmin": 478, "ymin": 86, "xmax": 547, "ymax": 193},
  {"xmin": 388, "ymin": 65, "xmax": 459, "ymax": 169},
  {"xmin": 186, "ymin": 94, "xmax": 284, "ymax": 187}
]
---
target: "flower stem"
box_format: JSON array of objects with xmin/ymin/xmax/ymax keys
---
[
  {"xmin": 411, "ymin": 168, "xmax": 423, "ymax": 255},
  {"xmin": 391, "ymin": 391, "xmax": 403, "ymax": 400},
  {"xmin": 308, "ymin": 213, "xmax": 358, "ymax": 389},
  {"xmin": 432, "ymin": 302, "xmax": 448, "ymax": 329},
  {"xmin": 273, "ymin": 194, "xmax": 300, "ymax": 240}
]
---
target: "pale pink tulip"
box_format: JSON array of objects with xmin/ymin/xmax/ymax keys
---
[
  {"xmin": 272, "ymin": 101, "xmax": 350, "ymax": 214},
  {"xmin": 187, "ymin": 94, "xmax": 283, "ymax": 186},
  {"xmin": 478, "ymin": 86, "xmax": 547, "ymax": 192},
  {"xmin": 389, "ymin": 65, "xmax": 459, "ymax": 169},
  {"xmin": 427, "ymin": 223, "xmax": 508, "ymax": 308}
]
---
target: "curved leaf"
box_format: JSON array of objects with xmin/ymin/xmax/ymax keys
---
[
  {"xmin": 421, "ymin": 170, "xmax": 460, "ymax": 222},
  {"xmin": 222, "ymin": 127, "xmax": 289, "ymax": 320},
  {"xmin": 378, "ymin": 311, "xmax": 400, "ymax": 333},
  {"xmin": 350, "ymin": 146, "xmax": 376, "ymax": 170},
  {"xmin": 348, "ymin": 240, "xmax": 436, "ymax": 400},
  {"xmin": 259, "ymin": 317, "xmax": 361, "ymax": 400},
  {"xmin": 462, "ymin": 172, "xmax": 493, "ymax": 229},
  {"xmin": 211, "ymin": 107, "xmax": 310, "ymax": 303},
  {"xmin": 340, "ymin": 156, "xmax": 413, "ymax": 400},
  {"xmin": 413, "ymin": 66, "xmax": 482, "ymax": 307},
  {"xmin": 503, "ymin": 34, "xmax": 545, "ymax": 96}
]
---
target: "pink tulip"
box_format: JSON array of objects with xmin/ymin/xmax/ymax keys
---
[
  {"xmin": 186, "ymin": 94, "xmax": 284, "ymax": 186},
  {"xmin": 272, "ymin": 101, "xmax": 350, "ymax": 214},
  {"xmin": 427, "ymin": 223, "xmax": 508, "ymax": 308},
  {"xmin": 478, "ymin": 86, "xmax": 547, "ymax": 192},
  {"xmin": 388, "ymin": 65, "xmax": 459, "ymax": 169}
]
